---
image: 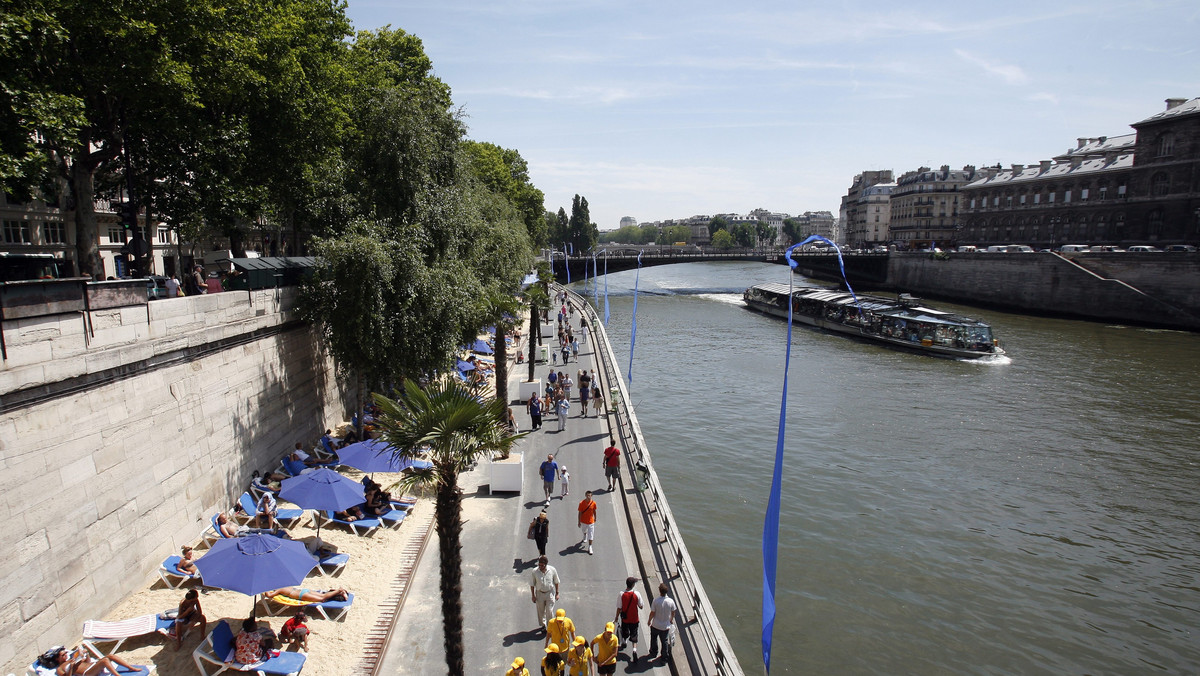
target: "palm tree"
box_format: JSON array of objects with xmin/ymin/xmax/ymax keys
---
[{"xmin": 373, "ymin": 380, "xmax": 524, "ymax": 676}]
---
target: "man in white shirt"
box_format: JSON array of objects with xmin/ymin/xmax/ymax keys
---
[
  {"xmin": 529, "ymin": 555, "xmax": 561, "ymax": 631},
  {"xmin": 647, "ymin": 583, "xmax": 677, "ymax": 662}
]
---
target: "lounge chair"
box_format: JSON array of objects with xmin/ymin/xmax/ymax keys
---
[
  {"xmin": 192, "ymin": 620, "xmax": 306, "ymax": 676},
  {"xmin": 201, "ymin": 513, "xmax": 235, "ymax": 546},
  {"xmin": 376, "ymin": 506, "xmax": 407, "ymax": 529},
  {"xmin": 80, "ymin": 612, "xmax": 176, "ymax": 656},
  {"xmin": 237, "ymin": 492, "xmax": 304, "ymax": 529},
  {"xmin": 158, "ymin": 556, "xmax": 200, "ymax": 589},
  {"xmin": 257, "ymin": 592, "xmax": 355, "ymax": 622},
  {"xmin": 248, "ymin": 477, "xmax": 279, "ymax": 500},
  {"xmin": 314, "ymin": 551, "xmax": 349, "ymax": 577},
  {"xmin": 320, "ymin": 510, "xmax": 380, "ymax": 536}
]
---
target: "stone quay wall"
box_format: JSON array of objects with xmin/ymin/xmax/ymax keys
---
[
  {"xmin": 0, "ymin": 288, "xmax": 351, "ymax": 672},
  {"xmin": 885, "ymin": 252, "xmax": 1200, "ymax": 330}
]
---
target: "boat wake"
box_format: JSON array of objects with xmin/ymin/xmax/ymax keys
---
[{"xmin": 959, "ymin": 353, "xmax": 1012, "ymax": 365}]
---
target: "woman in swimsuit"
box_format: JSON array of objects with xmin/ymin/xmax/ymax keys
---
[
  {"xmin": 173, "ymin": 589, "xmax": 206, "ymax": 649},
  {"xmin": 52, "ymin": 646, "xmax": 138, "ymax": 676},
  {"xmin": 264, "ymin": 586, "xmax": 350, "ymax": 603},
  {"xmin": 176, "ymin": 546, "xmax": 198, "ymax": 575}
]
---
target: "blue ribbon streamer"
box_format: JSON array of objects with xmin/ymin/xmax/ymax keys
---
[
  {"xmin": 627, "ymin": 251, "xmax": 642, "ymax": 385},
  {"xmin": 603, "ymin": 255, "xmax": 610, "ymax": 325},
  {"xmin": 564, "ymin": 245, "xmax": 571, "ymax": 285},
  {"xmin": 593, "ymin": 253, "xmax": 600, "ymax": 310},
  {"xmin": 762, "ymin": 235, "xmax": 858, "ymax": 674}
]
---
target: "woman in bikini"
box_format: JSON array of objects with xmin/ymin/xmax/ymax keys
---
[
  {"xmin": 264, "ymin": 586, "xmax": 350, "ymax": 603},
  {"xmin": 176, "ymin": 546, "xmax": 198, "ymax": 575},
  {"xmin": 173, "ymin": 589, "xmax": 206, "ymax": 649},
  {"xmin": 51, "ymin": 646, "xmax": 138, "ymax": 676}
]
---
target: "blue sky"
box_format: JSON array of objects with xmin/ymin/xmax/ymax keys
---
[{"xmin": 344, "ymin": 1, "xmax": 1199, "ymax": 230}]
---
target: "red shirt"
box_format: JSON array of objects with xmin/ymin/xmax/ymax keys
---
[
  {"xmin": 282, "ymin": 616, "xmax": 307, "ymax": 636},
  {"xmin": 603, "ymin": 446, "xmax": 620, "ymax": 468}
]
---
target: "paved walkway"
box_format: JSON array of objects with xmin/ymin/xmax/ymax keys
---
[{"xmin": 377, "ymin": 316, "xmax": 672, "ymax": 674}]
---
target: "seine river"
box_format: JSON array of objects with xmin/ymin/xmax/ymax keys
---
[{"xmin": 572, "ymin": 260, "xmax": 1200, "ymax": 675}]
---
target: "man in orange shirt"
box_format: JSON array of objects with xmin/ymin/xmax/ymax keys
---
[{"xmin": 577, "ymin": 490, "xmax": 597, "ymax": 555}]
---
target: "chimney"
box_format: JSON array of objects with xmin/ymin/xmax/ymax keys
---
[
  {"xmin": 1039, "ymin": 160, "xmax": 1052, "ymax": 173},
  {"xmin": 1070, "ymin": 156, "xmax": 1083, "ymax": 169},
  {"xmin": 1077, "ymin": 137, "xmax": 1088, "ymax": 150},
  {"xmin": 1098, "ymin": 136, "xmax": 1107, "ymax": 144},
  {"xmin": 1011, "ymin": 163, "xmax": 1024, "ymax": 175},
  {"xmin": 1104, "ymin": 151, "xmax": 1119, "ymax": 165},
  {"xmin": 1166, "ymin": 98, "xmax": 1187, "ymax": 110}
]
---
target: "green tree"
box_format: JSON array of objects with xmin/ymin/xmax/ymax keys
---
[
  {"xmin": 567, "ymin": 194, "xmax": 597, "ymax": 253},
  {"xmin": 711, "ymin": 229, "xmax": 735, "ymax": 248},
  {"xmin": 756, "ymin": 221, "xmax": 777, "ymax": 247},
  {"xmin": 639, "ymin": 224, "xmax": 659, "ymax": 244},
  {"xmin": 374, "ymin": 380, "xmax": 523, "ymax": 676},
  {"xmin": 782, "ymin": 218, "xmax": 803, "ymax": 245},
  {"xmin": 656, "ymin": 225, "xmax": 690, "ymax": 244},
  {"xmin": 462, "ymin": 140, "xmax": 546, "ymax": 247},
  {"xmin": 731, "ymin": 223, "xmax": 756, "ymax": 247},
  {"xmin": 708, "ymin": 215, "xmax": 729, "ymax": 238}
]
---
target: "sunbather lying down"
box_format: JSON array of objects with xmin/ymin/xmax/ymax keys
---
[
  {"xmin": 264, "ymin": 587, "xmax": 350, "ymax": 603},
  {"xmin": 45, "ymin": 645, "xmax": 138, "ymax": 675}
]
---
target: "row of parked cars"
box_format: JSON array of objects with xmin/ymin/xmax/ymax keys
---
[{"xmin": 953, "ymin": 244, "xmax": 1196, "ymax": 254}]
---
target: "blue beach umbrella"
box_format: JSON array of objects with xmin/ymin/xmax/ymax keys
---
[
  {"xmin": 456, "ymin": 359, "xmax": 476, "ymax": 372},
  {"xmin": 338, "ymin": 438, "xmax": 432, "ymax": 475},
  {"xmin": 193, "ymin": 533, "xmax": 316, "ymax": 599},
  {"xmin": 471, "ymin": 339, "xmax": 494, "ymax": 354},
  {"xmin": 279, "ymin": 468, "xmax": 366, "ymax": 538}
]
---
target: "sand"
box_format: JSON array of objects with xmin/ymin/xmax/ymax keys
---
[{"xmin": 84, "ymin": 466, "xmax": 434, "ymax": 676}]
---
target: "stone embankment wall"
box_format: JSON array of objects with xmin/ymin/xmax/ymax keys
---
[
  {"xmin": 0, "ymin": 289, "xmax": 350, "ymax": 672},
  {"xmin": 886, "ymin": 252, "xmax": 1200, "ymax": 330}
]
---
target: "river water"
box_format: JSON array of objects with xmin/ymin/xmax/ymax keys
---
[{"xmin": 571, "ymin": 261, "xmax": 1200, "ymax": 675}]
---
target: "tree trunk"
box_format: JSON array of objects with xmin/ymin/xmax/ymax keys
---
[
  {"xmin": 527, "ymin": 304, "xmax": 538, "ymax": 382},
  {"xmin": 494, "ymin": 323, "xmax": 509, "ymax": 407},
  {"xmin": 436, "ymin": 473, "xmax": 466, "ymax": 675},
  {"xmin": 70, "ymin": 161, "xmax": 102, "ymax": 279}
]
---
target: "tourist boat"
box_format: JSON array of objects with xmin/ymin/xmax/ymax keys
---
[{"xmin": 743, "ymin": 282, "xmax": 1004, "ymax": 358}]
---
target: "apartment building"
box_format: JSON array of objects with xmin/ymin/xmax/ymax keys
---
[{"xmin": 888, "ymin": 165, "xmax": 976, "ymax": 249}]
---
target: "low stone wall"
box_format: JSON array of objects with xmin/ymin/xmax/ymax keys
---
[
  {"xmin": 886, "ymin": 252, "xmax": 1200, "ymax": 330},
  {"xmin": 0, "ymin": 289, "xmax": 351, "ymax": 672}
]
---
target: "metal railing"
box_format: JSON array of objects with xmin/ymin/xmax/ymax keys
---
[{"xmin": 560, "ymin": 285, "xmax": 745, "ymax": 676}]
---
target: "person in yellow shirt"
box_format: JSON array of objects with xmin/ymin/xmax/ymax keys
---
[
  {"xmin": 566, "ymin": 635, "xmax": 593, "ymax": 676},
  {"xmin": 590, "ymin": 622, "xmax": 619, "ymax": 675},
  {"xmin": 505, "ymin": 656, "xmax": 530, "ymax": 676},
  {"xmin": 546, "ymin": 608, "xmax": 576, "ymax": 653},
  {"xmin": 541, "ymin": 643, "xmax": 566, "ymax": 675}
]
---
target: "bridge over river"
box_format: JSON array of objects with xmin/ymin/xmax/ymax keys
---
[{"xmin": 554, "ymin": 248, "xmax": 891, "ymax": 286}]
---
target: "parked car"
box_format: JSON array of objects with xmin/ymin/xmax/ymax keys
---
[
  {"xmin": 1058, "ymin": 244, "xmax": 1090, "ymax": 253},
  {"xmin": 146, "ymin": 275, "xmax": 171, "ymax": 300},
  {"xmin": 1164, "ymin": 244, "xmax": 1197, "ymax": 252},
  {"xmin": 1127, "ymin": 245, "xmax": 1162, "ymax": 252},
  {"xmin": 1088, "ymin": 245, "xmax": 1125, "ymax": 253}
]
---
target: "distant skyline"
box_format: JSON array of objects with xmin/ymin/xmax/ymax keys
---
[{"xmin": 344, "ymin": 1, "xmax": 1199, "ymax": 230}]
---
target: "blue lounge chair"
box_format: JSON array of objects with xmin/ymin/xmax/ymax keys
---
[
  {"xmin": 158, "ymin": 556, "xmax": 200, "ymax": 589},
  {"xmin": 192, "ymin": 619, "xmax": 306, "ymax": 675},
  {"xmin": 28, "ymin": 657, "xmax": 153, "ymax": 675},
  {"xmin": 321, "ymin": 510, "xmax": 380, "ymax": 536},
  {"xmin": 201, "ymin": 513, "xmax": 235, "ymax": 546},
  {"xmin": 237, "ymin": 492, "xmax": 304, "ymax": 529},
  {"xmin": 258, "ymin": 592, "xmax": 355, "ymax": 622},
  {"xmin": 377, "ymin": 506, "xmax": 407, "ymax": 529},
  {"xmin": 315, "ymin": 552, "xmax": 349, "ymax": 577}
]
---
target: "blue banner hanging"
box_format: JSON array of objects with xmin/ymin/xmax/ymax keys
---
[
  {"xmin": 761, "ymin": 236, "xmax": 856, "ymax": 674},
  {"xmin": 593, "ymin": 252, "xmax": 600, "ymax": 310},
  {"xmin": 603, "ymin": 254, "xmax": 610, "ymax": 325},
  {"xmin": 627, "ymin": 251, "xmax": 642, "ymax": 385},
  {"xmin": 564, "ymin": 245, "xmax": 571, "ymax": 285}
]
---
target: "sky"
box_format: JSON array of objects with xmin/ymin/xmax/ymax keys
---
[{"xmin": 343, "ymin": 1, "xmax": 1200, "ymax": 231}]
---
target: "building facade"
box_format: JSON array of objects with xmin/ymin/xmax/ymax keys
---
[
  {"xmin": 888, "ymin": 165, "xmax": 976, "ymax": 249},
  {"xmin": 840, "ymin": 170, "xmax": 894, "ymax": 248},
  {"xmin": 857, "ymin": 183, "xmax": 895, "ymax": 248},
  {"xmin": 960, "ymin": 97, "xmax": 1200, "ymax": 248}
]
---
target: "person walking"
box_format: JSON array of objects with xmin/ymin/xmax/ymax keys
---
[
  {"xmin": 591, "ymin": 385, "xmax": 604, "ymax": 417},
  {"xmin": 578, "ymin": 373, "xmax": 590, "ymax": 416},
  {"xmin": 566, "ymin": 636, "xmax": 593, "ymax": 676},
  {"xmin": 560, "ymin": 466, "xmax": 570, "ymax": 498},
  {"xmin": 556, "ymin": 395, "xmax": 570, "ymax": 432},
  {"xmin": 545, "ymin": 608, "xmax": 576, "ymax": 652},
  {"xmin": 528, "ymin": 396, "xmax": 542, "ymax": 431},
  {"xmin": 602, "ymin": 441, "xmax": 621, "ymax": 492},
  {"xmin": 530, "ymin": 556, "xmax": 561, "ymax": 631},
  {"xmin": 647, "ymin": 582, "xmax": 677, "ymax": 662},
  {"xmin": 506, "ymin": 656, "xmax": 530, "ymax": 676},
  {"xmin": 590, "ymin": 623, "xmax": 619, "ymax": 675},
  {"xmin": 539, "ymin": 455, "xmax": 560, "ymax": 505},
  {"xmin": 541, "ymin": 644, "xmax": 566, "ymax": 675},
  {"xmin": 615, "ymin": 576, "xmax": 644, "ymax": 661},
  {"xmin": 577, "ymin": 490, "xmax": 597, "ymax": 555},
  {"xmin": 529, "ymin": 510, "xmax": 550, "ymax": 557}
]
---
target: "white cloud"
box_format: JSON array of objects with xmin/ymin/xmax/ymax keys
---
[
  {"xmin": 1026, "ymin": 92, "xmax": 1059, "ymax": 105},
  {"xmin": 954, "ymin": 49, "xmax": 1030, "ymax": 85}
]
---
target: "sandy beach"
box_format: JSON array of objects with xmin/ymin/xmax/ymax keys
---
[{"xmin": 71, "ymin": 464, "xmax": 434, "ymax": 676}]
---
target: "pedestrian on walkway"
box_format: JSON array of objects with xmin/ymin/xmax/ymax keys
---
[
  {"xmin": 577, "ymin": 490, "xmax": 597, "ymax": 555},
  {"xmin": 647, "ymin": 582, "xmax": 677, "ymax": 662},
  {"xmin": 591, "ymin": 385, "xmax": 604, "ymax": 417},
  {"xmin": 528, "ymin": 396, "xmax": 543, "ymax": 431},
  {"xmin": 615, "ymin": 576, "xmax": 644, "ymax": 661},
  {"xmin": 590, "ymin": 623, "xmax": 619, "ymax": 675},
  {"xmin": 505, "ymin": 656, "xmax": 530, "ymax": 676},
  {"xmin": 530, "ymin": 556, "xmax": 561, "ymax": 631},
  {"xmin": 602, "ymin": 441, "xmax": 621, "ymax": 492},
  {"xmin": 560, "ymin": 466, "xmax": 570, "ymax": 498},
  {"xmin": 546, "ymin": 608, "xmax": 576, "ymax": 652},
  {"xmin": 556, "ymin": 396, "xmax": 570, "ymax": 432},
  {"xmin": 566, "ymin": 636, "xmax": 593, "ymax": 676},
  {"xmin": 542, "ymin": 644, "xmax": 566, "ymax": 675},
  {"xmin": 539, "ymin": 455, "xmax": 560, "ymax": 504},
  {"xmin": 578, "ymin": 373, "xmax": 590, "ymax": 416},
  {"xmin": 529, "ymin": 510, "xmax": 550, "ymax": 557}
]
